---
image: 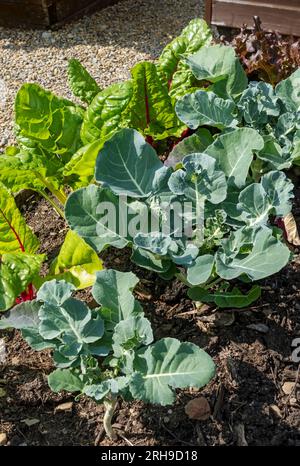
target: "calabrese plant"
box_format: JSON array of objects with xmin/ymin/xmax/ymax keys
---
[
  {"xmin": 0, "ymin": 270, "xmax": 215, "ymax": 439},
  {"xmin": 65, "ymin": 127, "xmax": 294, "ymax": 309}
]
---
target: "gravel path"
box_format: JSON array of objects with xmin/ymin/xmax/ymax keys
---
[{"xmin": 0, "ymin": 0, "xmax": 203, "ymax": 148}]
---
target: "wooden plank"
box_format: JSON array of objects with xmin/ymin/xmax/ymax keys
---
[
  {"xmin": 211, "ymin": 0, "xmax": 300, "ymax": 36},
  {"xmin": 205, "ymin": 0, "xmax": 213, "ymax": 23}
]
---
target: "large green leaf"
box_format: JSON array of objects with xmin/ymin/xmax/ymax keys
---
[
  {"xmin": 80, "ymin": 81, "xmax": 133, "ymax": 144},
  {"xmin": 176, "ymin": 90, "xmax": 239, "ymax": 130},
  {"xmin": 48, "ymin": 368, "xmax": 85, "ymax": 393},
  {"xmin": 276, "ymin": 68, "xmax": 300, "ymax": 112},
  {"xmin": 65, "ymin": 185, "xmax": 129, "ymax": 252},
  {"xmin": 158, "ymin": 19, "xmax": 212, "ymax": 100},
  {"xmin": 206, "ymin": 128, "xmax": 264, "ymax": 188},
  {"xmin": 129, "ymin": 337, "xmax": 215, "ymax": 405},
  {"xmin": 95, "ymin": 128, "xmax": 163, "ymax": 198},
  {"xmin": 216, "ymin": 227, "xmax": 291, "ymax": 281},
  {"xmin": 0, "ymin": 253, "xmax": 44, "ymax": 311},
  {"xmin": 185, "ymin": 44, "xmax": 248, "ymax": 99},
  {"xmin": 92, "ymin": 269, "xmax": 142, "ymax": 329},
  {"xmin": 124, "ymin": 62, "xmax": 183, "ymax": 139},
  {"xmin": 15, "ymin": 83, "xmax": 83, "ymax": 156},
  {"xmin": 0, "ymin": 184, "xmax": 39, "ymax": 254},
  {"xmin": 68, "ymin": 59, "xmax": 101, "ymax": 105},
  {"xmin": 237, "ymin": 81, "xmax": 280, "ymax": 127},
  {"xmin": 187, "ymin": 254, "xmax": 215, "ymax": 286}
]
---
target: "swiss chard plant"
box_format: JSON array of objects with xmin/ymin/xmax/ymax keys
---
[
  {"xmin": 0, "ymin": 20, "xmax": 212, "ymax": 210},
  {"xmin": 65, "ymin": 127, "xmax": 294, "ymax": 309},
  {"xmin": 175, "ymin": 44, "xmax": 300, "ymax": 171},
  {"xmin": 0, "ymin": 184, "xmax": 103, "ymax": 311},
  {"xmin": 0, "ymin": 271, "xmax": 216, "ymax": 439}
]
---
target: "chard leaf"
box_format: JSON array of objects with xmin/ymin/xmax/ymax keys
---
[
  {"xmin": 176, "ymin": 90, "xmax": 239, "ymax": 130},
  {"xmin": 165, "ymin": 128, "xmax": 213, "ymax": 168},
  {"xmin": 216, "ymin": 227, "xmax": 291, "ymax": 281},
  {"xmin": 0, "ymin": 184, "xmax": 39, "ymax": 254},
  {"xmin": 95, "ymin": 128, "xmax": 163, "ymax": 198},
  {"xmin": 129, "ymin": 337, "xmax": 215, "ymax": 405},
  {"xmin": 63, "ymin": 139, "xmax": 103, "ymax": 188},
  {"xmin": 206, "ymin": 127, "xmax": 264, "ymax": 188},
  {"xmin": 68, "ymin": 59, "xmax": 101, "ymax": 105},
  {"xmin": 168, "ymin": 153, "xmax": 227, "ymax": 204},
  {"xmin": 185, "ymin": 44, "xmax": 247, "ymax": 99},
  {"xmin": 44, "ymin": 230, "xmax": 104, "ymax": 290},
  {"xmin": 48, "ymin": 368, "xmax": 85, "ymax": 393},
  {"xmin": 158, "ymin": 19, "xmax": 212, "ymax": 100},
  {"xmin": 125, "ymin": 62, "xmax": 183, "ymax": 139},
  {"xmin": 187, "ymin": 254, "xmax": 215, "ymax": 285},
  {"xmin": 65, "ymin": 185, "xmax": 129, "ymax": 252},
  {"xmin": 92, "ymin": 269, "xmax": 142, "ymax": 329},
  {"xmin": 15, "ymin": 83, "xmax": 83, "ymax": 156},
  {"xmin": 81, "ymin": 81, "xmax": 132, "ymax": 144},
  {"xmin": 188, "ymin": 285, "xmax": 261, "ymax": 308},
  {"xmin": 276, "ymin": 68, "xmax": 300, "ymax": 112},
  {"xmin": 0, "ymin": 253, "xmax": 44, "ymax": 311}
]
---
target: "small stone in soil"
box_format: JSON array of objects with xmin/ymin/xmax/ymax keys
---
[
  {"xmin": 54, "ymin": 401, "xmax": 73, "ymax": 413},
  {"xmin": 247, "ymin": 323, "xmax": 269, "ymax": 333},
  {"xmin": 0, "ymin": 433, "xmax": 7, "ymax": 445},
  {"xmin": 282, "ymin": 381, "xmax": 295, "ymax": 395}
]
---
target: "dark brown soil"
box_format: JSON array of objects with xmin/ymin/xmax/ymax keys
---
[{"xmin": 0, "ymin": 187, "xmax": 300, "ymax": 446}]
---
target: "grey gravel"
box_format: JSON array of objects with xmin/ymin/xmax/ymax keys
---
[{"xmin": 0, "ymin": 0, "xmax": 204, "ymax": 147}]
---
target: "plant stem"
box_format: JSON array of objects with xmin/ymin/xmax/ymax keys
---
[
  {"xmin": 175, "ymin": 271, "xmax": 190, "ymax": 286},
  {"xmin": 103, "ymin": 397, "xmax": 118, "ymax": 440},
  {"xmin": 39, "ymin": 191, "xmax": 65, "ymax": 218},
  {"xmin": 35, "ymin": 173, "xmax": 67, "ymax": 205}
]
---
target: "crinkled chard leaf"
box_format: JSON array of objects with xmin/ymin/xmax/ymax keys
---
[{"xmin": 68, "ymin": 59, "xmax": 101, "ymax": 105}]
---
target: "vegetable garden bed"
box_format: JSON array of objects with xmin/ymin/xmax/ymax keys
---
[{"xmin": 0, "ymin": 16, "xmax": 300, "ymax": 446}]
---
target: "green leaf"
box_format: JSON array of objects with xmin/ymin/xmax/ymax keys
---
[
  {"xmin": 63, "ymin": 139, "xmax": 103, "ymax": 187},
  {"xmin": 276, "ymin": 68, "xmax": 300, "ymax": 112},
  {"xmin": 0, "ymin": 183, "xmax": 39, "ymax": 254},
  {"xmin": 187, "ymin": 254, "xmax": 215, "ymax": 285},
  {"xmin": 125, "ymin": 62, "xmax": 183, "ymax": 139},
  {"xmin": 168, "ymin": 153, "xmax": 227, "ymax": 204},
  {"xmin": 95, "ymin": 128, "xmax": 163, "ymax": 198},
  {"xmin": 258, "ymin": 135, "xmax": 296, "ymax": 170},
  {"xmin": 165, "ymin": 128, "xmax": 213, "ymax": 168},
  {"xmin": 15, "ymin": 83, "xmax": 83, "ymax": 156},
  {"xmin": 206, "ymin": 128, "xmax": 264, "ymax": 188},
  {"xmin": 0, "ymin": 253, "xmax": 44, "ymax": 311},
  {"xmin": 158, "ymin": 19, "xmax": 212, "ymax": 100},
  {"xmin": 84, "ymin": 377, "xmax": 129, "ymax": 400},
  {"xmin": 129, "ymin": 337, "xmax": 215, "ymax": 405},
  {"xmin": 48, "ymin": 368, "xmax": 85, "ymax": 392},
  {"xmin": 113, "ymin": 316, "xmax": 153, "ymax": 358},
  {"xmin": 68, "ymin": 59, "xmax": 101, "ymax": 105},
  {"xmin": 80, "ymin": 81, "xmax": 133, "ymax": 144},
  {"xmin": 216, "ymin": 227, "xmax": 291, "ymax": 281},
  {"xmin": 46, "ymin": 230, "xmax": 104, "ymax": 290},
  {"xmin": 188, "ymin": 285, "xmax": 261, "ymax": 308},
  {"xmin": 131, "ymin": 246, "xmax": 173, "ymax": 273},
  {"xmin": 237, "ymin": 81, "xmax": 280, "ymax": 127},
  {"xmin": 37, "ymin": 279, "xmax": 75, "ymax": 306},
  {"xmin": 65, "ymin": 185, "xmax": 129, "ymax": 252},
  {"xmin": 176, "ymin": 90, "xmax": 239, "ymax": 130},
  {"xmin": 185, "ymin": 44, "xmax": 247, "ymax": 99},
  {"xmin": 92, "ymin": 269, "xmax": 142, "ymax": 329},
  {"xmin": 0, "ymin": 300, "xmax": 41, "ymax": 329}
]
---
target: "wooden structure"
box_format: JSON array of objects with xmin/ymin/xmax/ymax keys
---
[
  {"xmin": 0, "ymin": 0, "xmax": 122, "ymax": 28},
  {"xmin": 205, "ymin": 0, "xmax": 300, "ymax": 36}
]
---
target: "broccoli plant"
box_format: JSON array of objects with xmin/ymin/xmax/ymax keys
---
[
  {"xmin": 0, "ymin": 270, "xmax": 216, "ymax": 440},
  {"xmin": 176, "ymin": 44, "xmax": 300, "ymax": 171},
  {"xmin": 65, "ymin": 127, "xmax": 294, "ymax": 309}
]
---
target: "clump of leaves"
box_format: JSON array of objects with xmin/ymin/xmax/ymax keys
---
[
  {"xmin": 220, "ymin": 17, "xmax": 300, "ymax": 86},
  {"xmin": 65, "ymin": 127, "xmax": 294, "ymax": 309},
  {"xmin": 0, "ymin": 271, "xmax": 215, "ymax": 439},
  {"xmin": 0, "ymin": 183, "xmax": 103, "ymax": 312}
]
